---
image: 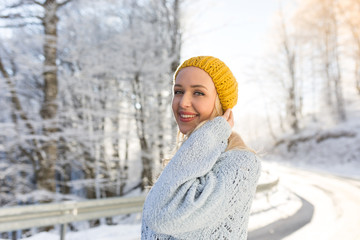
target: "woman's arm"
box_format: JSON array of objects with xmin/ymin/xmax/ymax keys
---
[{"xmin": 142, "ymin": 116, "xmax": 261, "ymax": 235}]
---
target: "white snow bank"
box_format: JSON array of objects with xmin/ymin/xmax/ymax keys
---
[
  {"xmin": 20, "ymin": 224, "xmax": 141, "ymax": 240},
  {"xmin": 266, "ymin": 114, "xmax": 360, "ymax": 180}
]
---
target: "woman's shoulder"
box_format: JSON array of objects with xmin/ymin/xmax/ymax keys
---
[
  {"xmin": 215, "ymin": 149, "xmax": 261, "ymax": 191},
  {"xmin": 222, "ymin": 149, "xmax": 258, "ymax": 161},
  {"xmin": 218, "ymin": 149, "xmax": 261, "ymax": 172}
]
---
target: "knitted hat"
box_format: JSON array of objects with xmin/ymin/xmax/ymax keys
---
[{"xmin": 174, "ymin": 56, "xmax": 238, "ymax": 111}]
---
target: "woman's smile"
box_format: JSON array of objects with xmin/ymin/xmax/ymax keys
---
[{"xmin": 178, "ymin": 111, "xmax": 199, "ymax": 122}]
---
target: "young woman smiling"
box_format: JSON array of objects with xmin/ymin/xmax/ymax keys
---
[{"xmin": 141, "ymin": 56, "xmax": 261, "ymax": 240}]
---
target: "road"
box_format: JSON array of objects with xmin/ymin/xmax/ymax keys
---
[{"xmin": 249, "ymin": 165, "xmax": 360, "ymax": 240}]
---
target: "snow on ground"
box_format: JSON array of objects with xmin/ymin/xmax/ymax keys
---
[
  {"xmin": 248, "ymin": 163, "xmax": 302, "ymax": 231},
  {"xmin": 248, "ymin": 185, "xmax": 302, "ymax": 231},
  {"xmin": 265, "ymin": 111, "xmax": 360, "ymax": 180},
  {"xmin": 18, "ymin": 224, "xmax": 141, "ymax": 240}
]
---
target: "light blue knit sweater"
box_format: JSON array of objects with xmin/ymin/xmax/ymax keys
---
[{"xmin": 141, "ymin": 117, "xmax": 261, "ymax": 239}]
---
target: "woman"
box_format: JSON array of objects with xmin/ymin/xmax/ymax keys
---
[{"xmin": 141, "ymin": 56, "xmax": 261, "ymax": 239}]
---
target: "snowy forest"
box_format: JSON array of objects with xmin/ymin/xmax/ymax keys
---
[
  {"xmin": 0, "ymin": 0, "xmax": 360, "ymax": 236},
  {"xmin": 251, "ymin": 0, "xmax": 360, "ymax": 165},
  {"xmin": 257, "ymin": 0, "xmax": 360, "ymax": 135},
  {"xmin": 0, "ymin": 0, "xmax": 181, "ymax": 206}
]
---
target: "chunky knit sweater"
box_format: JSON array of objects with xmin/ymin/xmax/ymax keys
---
[{"xmin": 141, "ymin": 117, "xmax": 261, "ymax": 240}]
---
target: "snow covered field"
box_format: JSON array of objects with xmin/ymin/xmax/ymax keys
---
[{"xmin": 19, "ymin": 224, "xmax": 141, "ymax": 240}]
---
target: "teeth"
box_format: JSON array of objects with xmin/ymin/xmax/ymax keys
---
[{"xmin": 181, "ymin": 114, "xmax": 196, "ymax": 118}]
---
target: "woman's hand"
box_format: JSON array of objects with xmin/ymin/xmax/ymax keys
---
[{"xmin": 222, "ymin": 109, "xmax": 234, "ymax": 128}]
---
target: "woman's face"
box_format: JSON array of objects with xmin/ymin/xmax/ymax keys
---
[{"xmin": 172, "ymin": 67, "xmax": 217, "ymax": 134}]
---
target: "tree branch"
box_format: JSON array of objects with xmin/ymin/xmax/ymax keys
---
[
  {"xmin": 0, "ymin": 55, "xmax": 45, "ymax": 164},
  {"xmin": 0, "ymin": 22, "xmax": 41, "ymax": 28},
  {"xmin": 33, "ymin": 0, "xmax": 44, "ymax": 7},
  {"xmin": 58, "ymin": 0, "xmax": 72, "ymax": 8},
  {"xmin": 0, "ymin": 13, "xmax": 26, "ymax": 19},
  {"xmin": 5, "ymin": 0, "xmax": 35, "ymax": 9}
]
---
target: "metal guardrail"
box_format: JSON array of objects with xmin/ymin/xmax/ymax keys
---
[
  {"xmin": 0, "ymin": 196, "xmax": 145, "ymax": 239},
  {"xmin": 256, "ymin": 177, "xmax": 279, "ymax": 193},
  {"xmin": 0, "ymin": 178, "xmax": 278, "ymax": 239}
]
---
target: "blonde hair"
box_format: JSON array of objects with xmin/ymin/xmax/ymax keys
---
[{"xmin": 163, "ymin": 96, "xmax": 254, "ymax": 167}]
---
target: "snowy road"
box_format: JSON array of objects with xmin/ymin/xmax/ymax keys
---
[{"xmin": 262, "ymin": 164, "xmax": 360, "ymax": 240}]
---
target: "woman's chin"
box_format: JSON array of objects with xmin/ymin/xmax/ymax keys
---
[
  {"xmin": 179, "ymin": 126, "xmax": 194, "ymax": 135},
  {"xmin": 179, "ymin": 129, "xmax": 189, "ymax": 135}
]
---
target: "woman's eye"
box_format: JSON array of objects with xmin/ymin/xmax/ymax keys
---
[
  {"xmin": 194, "ymin": 91, "xmax": 205, "ymax": 96},
  {"xmin": 174, "ymin": 90, "xmax": 183, "ymax": 95}
]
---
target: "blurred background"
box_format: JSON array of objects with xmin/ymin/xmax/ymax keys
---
[{"xmin": 0, "ymin": 0, "xmax": 359, "ymax": 239}]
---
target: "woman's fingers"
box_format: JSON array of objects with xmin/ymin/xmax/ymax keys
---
[
  {"xmin": 228, "ymin": 110, "xmax": 234, "ymax": 128},
  {"xmin": 223, "ymin": 109, "xmax": 231, "ymax": 120},
  {"xmin": 222, "ymin": 109, "xmax": 234, "ymax": 128}
]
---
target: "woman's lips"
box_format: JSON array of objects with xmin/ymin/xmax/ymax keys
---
[{"xmin": 179, "ymin": 111, "xmax": 198, "ymax": 122}]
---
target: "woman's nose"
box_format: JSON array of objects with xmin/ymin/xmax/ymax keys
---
[{"xmin": 179, "ymin": 94, "xmax": 191, "ymax": 108}]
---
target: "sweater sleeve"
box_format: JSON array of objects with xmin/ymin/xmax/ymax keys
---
[{"xmin": 142, "ymin": 117, "xmax": 260, "ymax": 236}]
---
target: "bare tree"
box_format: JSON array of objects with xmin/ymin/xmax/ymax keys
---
[
  {"xmin": 1, "ymin": 0, "xmax": 72, "ymax": 194},
  {"xmin": 125, "ymin": 0, "xmax": 183, "ymax": 190},
  {"xmin": 1, "ymin": 0, "xmax": 184, "ymax": 210},
  {"xmin": 338, "ymin": 0, "xmax": 360, "ymax": 95},
  {"xmin": 295, "ymin": 0, "xmax": 346, "ymax": 121},
  {"xmin": 37, "ymin": 0, "xmax": 72, "ymax": 192},
  {"xmin": 157, "ymin": 0, "xmax": 182, "ymax": 162},
  {"xmin": 279, "ymin": 9, "xmax": 301, "ymax": 133},
  {"xmin": 260, "ymin": 7, "xmax": 303, "ymax": 134}
]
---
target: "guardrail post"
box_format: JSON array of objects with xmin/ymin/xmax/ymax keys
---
[{"xmin": 60, "ymin": 224, "xmax": 66, "ymax": 240}]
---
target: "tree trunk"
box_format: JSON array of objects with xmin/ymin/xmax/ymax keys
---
[
  {"xmin": 327, "ymin": 2, "xmax": 346, "ymax": 121},
  {"xmin": 132, "ymin": 72, "xmax": 153, "ymax": 190},
  {"xmin": 139, "ymin": 137, "xmax": 153, "ymax": 190},
  {"xmin": 157, "ymin": 91, "xmax": 165, "ymax": 162},
  {"xmin": 333, "ymin": 50, "xmax": 346, "ymax": 121},
  {"xmin": 356, "ymin": 60, "xmax": 360, "ymax": 95},
  {"xmin": 286, "ymin": 52, "xmax": 299, "ymax": 133},
  {"xmin": 118, "ymin": 137, "xmax": 129, "ymax": 196},
  {"xmin": 38, "ymin": 0, "xmax": 60, "ymax": 193},
  {"xmin": 168, "ymin": 0, "xmax": 182, "ymax": 140},
  {"xmin": 279, "ymin": 10, "xmax": 300, "ymax": 133}
]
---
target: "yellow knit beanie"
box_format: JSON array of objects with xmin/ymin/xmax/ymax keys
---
[{"xmin": 174, "ymin": 56, "xmax": 238, "ymax": 111}]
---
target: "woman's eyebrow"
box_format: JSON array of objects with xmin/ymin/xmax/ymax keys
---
[
  {"xmin": 191, "ymin": 85, "xmax": 208, "ymax": 90},
  {"xmin": 174, "ymin": 84, "xmax": 208, "ymax": 90}
]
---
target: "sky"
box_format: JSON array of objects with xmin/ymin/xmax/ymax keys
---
[{"xmin": 181, "ymin": 0, "xmax": 282, "ymax": 64}]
